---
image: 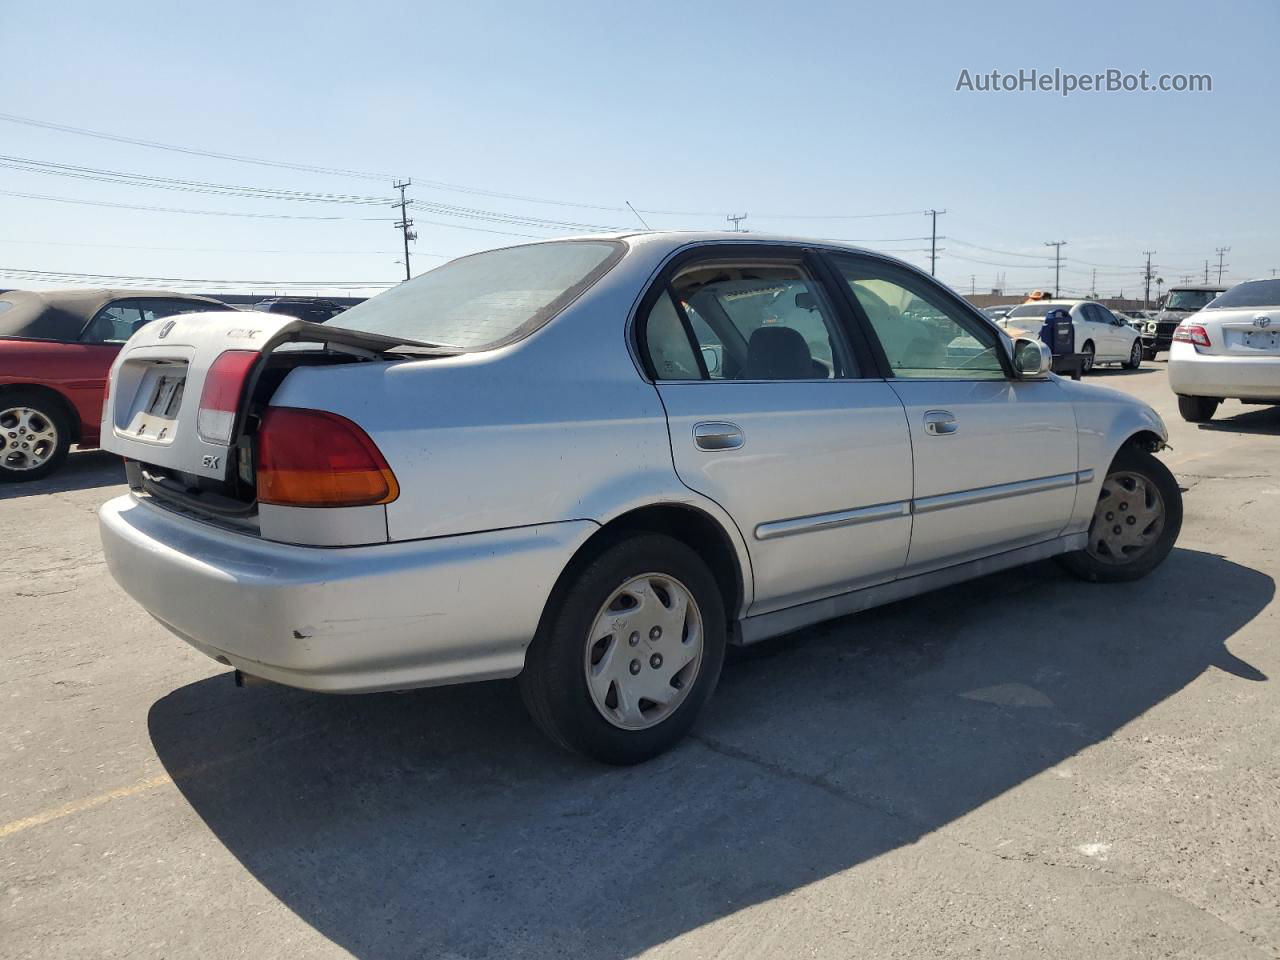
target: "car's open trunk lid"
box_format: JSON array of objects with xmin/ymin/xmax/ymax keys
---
[{"xmin": 101, "ymin": 310, "xmax": 450, "ymax": 524}]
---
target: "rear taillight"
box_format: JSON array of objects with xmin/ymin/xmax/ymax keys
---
[
  {"xmin": 197, "ymin": 350, "xmax": 258, "ymax": 443},
  {"xmin": 1173, "ymin": 324, "xmax": 1211, "ymax": 347},
  {"xmin": 255, "ymin": 407, "xmax": 399, "ymax": 507}
]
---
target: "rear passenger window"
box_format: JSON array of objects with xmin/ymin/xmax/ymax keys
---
[
  {"xmin": 643, "ymin": 292, "xmax": 703, "ymax": 380},
  {"xmin": 658, "ymin": 263, "xmax": 855, "ymax": 380},
  {"xmin": 82, "ymin": 301, "xmax": 146, "ymax": 344}
]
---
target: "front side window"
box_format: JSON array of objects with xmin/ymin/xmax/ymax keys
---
[
  {"xmin": 660, "ymin": 262, "xmax": 854, "ymax": 380},
  {"xmin": 831, "ymin": 256, "xmax": 1005, "ymax": 379},
  {"xmin": 334, "ymin": 240, "xmax": 623, "ymax": 351},
  {"xmin": 81, "ymin": 301, "xmax": 146, "ymax": 344}
]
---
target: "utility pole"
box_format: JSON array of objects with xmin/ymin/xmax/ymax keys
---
[
  {"xmin": 1044, "ymin": 240, "xmax": 1066, "ymax": 297},
  {"xmin": 1142, "ymin": 250, "xmax": 1156, "ymax": 309},
  {"xmin": 1215, "ymin": 246, "xmax": 1230, "ymax": 284},
  {"xmin": 1091, "ymin": 268, "xmax": 1097, "ymax": 298},
  {"xmin": 392, "ymin": 180, "xmax": 416, "ymax": 281},
  {"xmin": 1204, "ymin": 259, "xmax": 1210, "ymax": 284},
  {"xmin": 925, "ymin": 209, "xmax": 946, "ymax": 276},
  {"xmin": 970, "ymin": 275, "xmax": 975, "ymax": 295},
  {"xmin": 726, "ymin": 213, "xmax": 748, "ymax": 232}
]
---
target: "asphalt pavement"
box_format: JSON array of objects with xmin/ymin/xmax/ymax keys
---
[{"xmin": 2, "ymin": 363, "xmax": 1277, "ymax": 959}]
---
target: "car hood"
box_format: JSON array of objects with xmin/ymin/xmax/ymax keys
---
[{"xmin": 1053, "ymin": 376, "xmax": 1169, "ymax": 442}]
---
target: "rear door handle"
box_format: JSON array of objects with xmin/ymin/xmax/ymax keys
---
[
  {"xmin": 693, "ymin": 421, "xmax": 744, "ymax": 451},
  {"xmin": 923, "ymin": 410, "xmax": 958, "ymax": 436}
]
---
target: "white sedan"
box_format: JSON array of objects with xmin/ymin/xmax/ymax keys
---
[
  {"xmin": 1168, "ymin": 279, "xmax": 1280, "ymax": 421},
  {"xmin": 96, "ymin": 232, "xmax": 1180, "ymax": 764},
  {"xmin": 1001, "ymin": 299, "xmax": 1143, "ymax": 373}
]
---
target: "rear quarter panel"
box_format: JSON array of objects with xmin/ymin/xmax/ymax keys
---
[{"xmin": 268, "ymin": 248, "xmax": 712, "ymax": 542}]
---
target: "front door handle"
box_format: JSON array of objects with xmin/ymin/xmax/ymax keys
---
[
  {"xmin": 923, "ymin": 410, "xmax": 958, "ymax": 436},
  {"xmin": 693, "ymin": 421, "xmax": 745, "ymax": 451}
]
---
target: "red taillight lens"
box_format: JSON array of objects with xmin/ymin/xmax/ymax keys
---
[
  {"xmin": 197, "ymin": 350, "xmax": 258, "ymax": 443},
  {"xmin": 1173, "ymin": 324, "xmax": 1211, "ymax": 348},
  {"xmin": 255, "ymin": 407, "xmax": 399, "ymax": 507}
]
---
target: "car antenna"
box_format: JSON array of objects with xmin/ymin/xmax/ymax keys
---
[{"xmin": 625, "ymin": 201, "xmax": 651, "ymax": 230}]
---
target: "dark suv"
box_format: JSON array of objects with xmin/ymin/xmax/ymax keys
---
[
  {"xmin": 1141, "ymin": 285, "xmax": 1225, "ymax": 359},
  {"xmin": 250, "ymin": 297, "xmax": 350, "ymax": 325}
]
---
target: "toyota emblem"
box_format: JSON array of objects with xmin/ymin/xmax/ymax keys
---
[
  {"xmin": 1254, "ymin": 316, "xmax": 1272, "ymax": 328},
  {"xmin": 158, "ymin": 320, "xmax": 177, "ymax": 338}
]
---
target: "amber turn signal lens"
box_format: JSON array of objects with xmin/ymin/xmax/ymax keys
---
[{"xmin": 255, "ymin": 407, "xmax": 399, "ymax": 507}]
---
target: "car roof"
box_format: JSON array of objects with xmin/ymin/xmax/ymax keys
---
[
  {"xmin": 1167, "ymin": 284, "xmax": 1226, "ymax": 291},
  {"xmin": 0, "ymin": 288, "xmax": 227, "ymax": 340}
]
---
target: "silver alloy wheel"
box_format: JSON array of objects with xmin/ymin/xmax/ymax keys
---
[
  {"xmin": 0, "ymin": 407, "xmax": 59, "ymax": 472},
  {"xmin": 584, "ymin": 572, "xmax": 704, "ymax": 730},
  {"xmin": 1086, "ymin": 470, "xmax": 1166, "ymax": 565}
]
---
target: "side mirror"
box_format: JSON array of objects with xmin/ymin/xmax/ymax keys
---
[{"xmin": 1012, "ymin": 337, "xmax": 1052, "ymax": 378}]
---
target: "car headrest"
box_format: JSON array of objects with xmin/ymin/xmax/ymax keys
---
[{"xmin": 745, "ymin": 325, "xmax": 815, "ymax": 380}]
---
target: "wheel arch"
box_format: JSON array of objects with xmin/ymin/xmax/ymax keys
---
[
  {"xmin": 0, "ymin": 382, "xmax": 82, "ymax": 443},
  {"xmin": 537, "ymin": 502, "xmax": 751, "ymax": 646}
]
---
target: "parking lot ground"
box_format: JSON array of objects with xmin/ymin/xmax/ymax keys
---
[{"xmin": 2, "ymin": 363, "xmax": 1278, "ymax": 959}]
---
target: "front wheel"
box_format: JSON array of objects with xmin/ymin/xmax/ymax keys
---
[
  {"xmin": 1122, "ymin": 340, "xmax": 1142, "ymax": 370},
  {"xmin": 1141, "ymin": 345, "xmax": 1158, "ymax": 362},
  {"xmin": 519, "ymin": 533, "xmax": 726, "ymax": 764},
  {"xmin": 1177, "ymin": 395, "xmax": 1220, "ymax": 423},
  {"xmin": 1057, "ymin": 446, "xmax": 1182, "ymax": 583},
  {"xmin": 0, "ymin": 394, "xmax": 71, "ymax": 483}
]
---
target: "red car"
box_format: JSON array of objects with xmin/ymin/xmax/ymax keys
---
[{"xmin": 0, "ymin": 288, "xmax": 233, "ymax": 482}]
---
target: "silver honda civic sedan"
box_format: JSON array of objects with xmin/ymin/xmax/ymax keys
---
[{"xmin": 98, "ymin": 232, "xmax": 1180, "ymax": 763}]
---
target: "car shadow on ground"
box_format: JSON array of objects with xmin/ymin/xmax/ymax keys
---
[
  {"xmin": 149, "ymin": 548, "xmax": 1270, "ymax": 959},
  {"xmin": 0, "ymin": 449, "xmax": 123, "ymax": 501},
  {"xmin": 1085, "ymin": 366, "xmax": 1157, "ymax": 378},
  {"xmin": 1197, "ymin": 404, "xmax": 1280, "ymax": 436}
]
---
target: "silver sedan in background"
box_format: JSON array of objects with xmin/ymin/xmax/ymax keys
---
[{"xmin": 98, "ymin": 232, "xmax": 1181, "ymax": 764}]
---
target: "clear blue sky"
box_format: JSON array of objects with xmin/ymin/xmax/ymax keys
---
[{"xmin": 2, "ymin": 0, "xmax": 1276, "ymax": 300}]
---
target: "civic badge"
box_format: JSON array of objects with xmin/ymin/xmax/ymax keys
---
[
  {"xmin": 158, "ymin": 320, "xmax": 176, "ymax": 338},
  {"xmin": 1253, "ymin": 315, "xmax": 1272, "ymax": 328}
]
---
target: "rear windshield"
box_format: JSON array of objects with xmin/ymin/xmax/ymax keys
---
[
  {"xmin": 1164, "ymin": 289, "xmax": 1221, "ymax": 311},
  {"xmin": 334, "ymin": 240, "xmax": 624, "ymax": 350},
  {"xmin": 1205, "ymin": 280, "xmax": 1280, "ymax": 310},
  {"xmin": 1007, "ymin": 303, "xmax": 1065, "ymax": 318}
]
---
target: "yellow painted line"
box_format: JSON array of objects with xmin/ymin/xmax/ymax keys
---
[
  {"xmin": 0, "ymin": 772, "xmax": 175, "ymax": 840},
  {"xmin": 0, "ymin": 727, "xmax": 319, "ymax": 842}
]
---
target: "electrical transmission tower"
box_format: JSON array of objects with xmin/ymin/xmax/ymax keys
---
[
  {"xmin": 1044, "ymin": 240, "xmax": 1067, "ymax": 297},
  {"xmin": 1215, "ymin": 246, "xmax": 1230, "ymax": 284},
  {"xmin": 393, "ymin": 180, "xmax": 416, "ymax": 281}
]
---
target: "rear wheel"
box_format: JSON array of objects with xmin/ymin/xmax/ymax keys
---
[
  {"xmin": 1122, "ymin": 340, "xmax": 1142, "ymax": 370},
  {"xmin": 519, "ymin": 533, "xmax": 726, "ymax": 764},
  {"xmin": 0, "ymin": 394, "xmax": 71, "ymax": 483},
  {"xmin": 1058, "ymin": 446, "xmax": 1182, "ymax": 583},
  {"xmin": 1177, "ymin": 395, "xmax": 1220, "ymax": 422},
  {"xmin": 1081, "ymin": 341, "xmax": 1096, "ymax": 373}
]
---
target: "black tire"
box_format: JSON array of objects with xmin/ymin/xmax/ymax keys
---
[
  {"xmin": 1122, "ymin": 340, "xmax": 1142, "ymax": 370},
  {"xmin": 519, "ymin": 533, "xmax": 727, "ymax": 765},
  {"xmin": 1080, "ymin": 341, "xmax": 1095, "ymax": 373},
  {"xmin": 1057, "ymin": 445, "xmax": 1182, "ymax": 583},
  {"xmin": 1141, "ymin": 346, "xmax": 1157, "ymax": 362},
  {"xmin": 0, "ymin": 391, "xmax": 72, "ymax": 483},
  {"xmin": 1177, "ymin": 395, "xmax": 1220, "ymax": 423}
]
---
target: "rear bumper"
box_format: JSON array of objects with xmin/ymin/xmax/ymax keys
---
[
  {"xmin": 1167, "ymin": 343, "xmax": 1280, "ymax": 400},
  {"xmin": 99, "ymin": 494, "xmax": 597, "ymax": 693}
]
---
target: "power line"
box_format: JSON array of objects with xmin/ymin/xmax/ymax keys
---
[
  {"xmin": 0, "ymin": 237, "xmax": 451, "ymax": 257},
  {"xmin": 0, "ymin": 265, "xmax": 395, "ymax": 289},
  {"xmin": 0, "ymin": 189, "xmax": 395, "ymax": 221}
]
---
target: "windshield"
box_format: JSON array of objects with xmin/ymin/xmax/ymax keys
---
[
  {"xmin": 1163, "ymin": 289, "xmax": 1220, "ymax": 311},
  {"xmin": 334, "ymin": 240, "xmax": 624, "ymax": 350},
  {"xmin": 1205, "ymin": 280, "xmax": 1280, "ymax": 310}
]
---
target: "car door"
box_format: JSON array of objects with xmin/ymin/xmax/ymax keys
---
[
  {"xmin": 1074, "ymin": 303, "xmax": 1109, "ymax": 360},
  {"xmin": 638, "ymin": 246, "xmax": 915, "ymax": 616},
  {"xmin": 824, "ymin": 252, "xmax": 1080, "ymax": 575},
  {"xmin": 1083, "ymin": 303, "xmax": 1118, "ymax": 358}
]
